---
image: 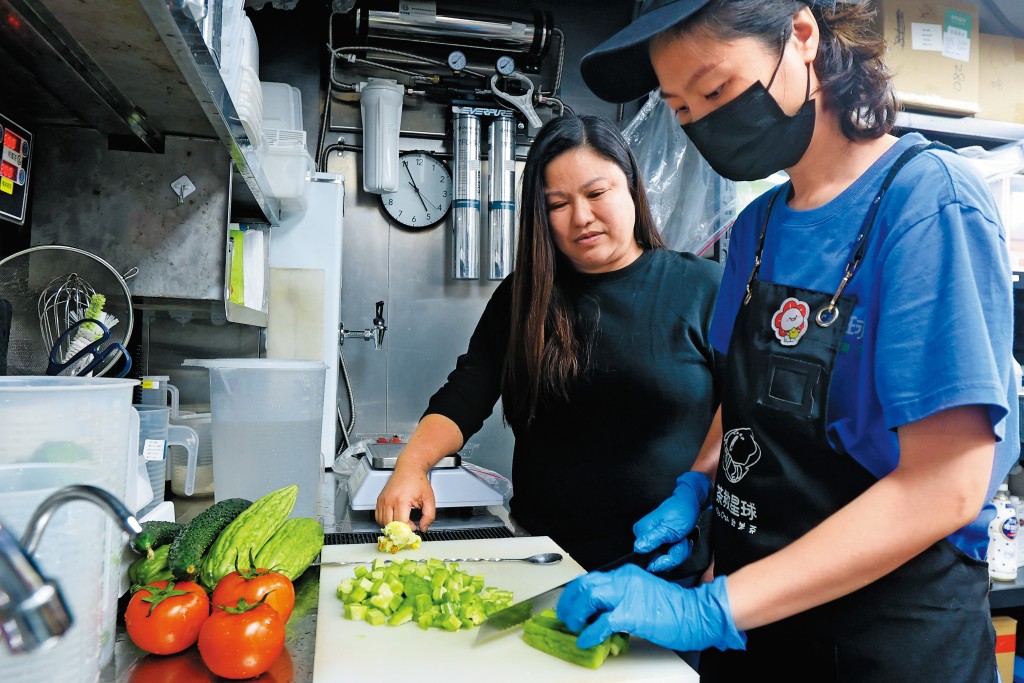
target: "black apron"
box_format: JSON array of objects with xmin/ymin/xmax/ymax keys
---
[{"xmin": 701, "ymin": 143, "xmax": 996, "ymax": 682}]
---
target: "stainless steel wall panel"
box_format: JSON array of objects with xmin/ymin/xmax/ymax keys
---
[
  {"xmin": 334, "ymin": 151, "xmax": 515, "ymax": 478},
  {"xmin": 30, "ymin": 128, "xmax": 230, "ymax": 300}
]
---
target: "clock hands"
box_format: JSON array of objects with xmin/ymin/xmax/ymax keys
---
[{"xmin": 403, "ymin": 160, "xmax": 432, "ymax": 213}]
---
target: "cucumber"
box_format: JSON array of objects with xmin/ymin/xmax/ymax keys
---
[
  {"xmin": 200, "ymin": 484, "xmax": 298, "ymax": 590},
  {"xmin": 131, "ymin": 520, "xmax": 185, "ymax": 560},
  {"xmin": 167, "ymin": 497, "xmax": 252, "ymax": 581},
  {"xmin": 253, "ymin": 517, "xmax": 325, "ymax": 580},
  {"xmin": 127, "ymin": 544, "xmax": 175, "ymax": 591}
]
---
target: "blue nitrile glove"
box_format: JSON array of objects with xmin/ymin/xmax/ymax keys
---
[
  {"xmin": 556, "ymin": 566, "xmax": 746, "ymax": 652},
  {"xmin": 633, "ymin": 471, "xmax": 713, "ymax": 573}
]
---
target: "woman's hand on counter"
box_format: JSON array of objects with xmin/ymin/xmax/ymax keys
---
[{"xmin": 374, "ymin": 414, "xmax": 466, "ymax": 532}]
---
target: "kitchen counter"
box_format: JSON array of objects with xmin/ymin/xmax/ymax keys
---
[{"xmin": 103, "ymin": 471, "xmax": 518, "ymax": 683}]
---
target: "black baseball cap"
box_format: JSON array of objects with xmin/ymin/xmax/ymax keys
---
[
  {"xmin": 580, "ymin": 0, "xmax": 714, "ymax": 104},
  {"xmin": 580, "ymin": 0, "xmax": 840, "ymax": 103}
]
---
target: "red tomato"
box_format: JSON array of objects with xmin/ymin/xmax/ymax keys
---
[
  {"xmin": 389, "ymin": 436, "xmax": 403, "ymax": 443},
  {"xmin": 198, "ymin": 599, "xmax": 285, "ymax": 680},
  {"xmin": 211, "ymin": 567, "xmax": 296, "ymax": 623},
  {"xmin": 124, "ymin": 580, "xmax": 210, "ymax": 655},
  {"xmin": 376, "ymin": 437, "xmax": 389, "ymax": 443},
  {"xmin": 126, "ymin": 649, "xmax": 213, "ymax": 683}
]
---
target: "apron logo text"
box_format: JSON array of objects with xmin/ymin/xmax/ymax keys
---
[
  {"xmin": 772, "ymin": 297, "xmax": 810, "ymax": 346},
  {"xmin": 715, "ymin": 483, "xmax": 759, "ymax": 535}
]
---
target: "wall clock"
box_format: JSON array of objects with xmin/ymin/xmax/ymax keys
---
[{"xmin": 379, "ymin": 151, "xmax": 453, "ymax": 229}]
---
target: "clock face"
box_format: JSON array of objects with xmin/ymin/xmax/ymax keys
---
[{"xmin": 379, "ymin": 152, "xmax": 453, "ymax": 229}]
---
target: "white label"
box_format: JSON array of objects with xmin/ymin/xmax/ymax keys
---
[
  {"xmin": 398, "ymin": 1, "xmax": 435, "ymax": 22},
  {"xmin": 942, "ymin": 27, "xmax": 971, "ymax": 62},
  {"xmin": 2, "ymin": 146, "xmax": 22, "ymax": 169},
  {"xmin": 143, "ymin": 439, "xmax": 167, "ymax": 461},
  {"xmin": 911, "ymin": 23, "xmax": 943, "ymax": 52}
]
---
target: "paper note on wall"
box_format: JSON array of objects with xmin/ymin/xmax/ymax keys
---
[{"xmin": 942, "ymin": 9, "xmax": 972, "ymax": 62}]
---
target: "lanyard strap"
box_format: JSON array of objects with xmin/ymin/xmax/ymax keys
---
[{"xmin": 743, "ymin": 141, "xmax": 948, "ymax": 327}]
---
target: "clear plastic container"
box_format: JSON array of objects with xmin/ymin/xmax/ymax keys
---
[
  {"xmin": 134, "ymin": 405, "xmax": 198, "ymax": 516},
  {"xmin": 0, "ymin": 376, "xmax": 137, "ymax": 681},
  {"xmin": 183, "ymin": 358, "xmax": 327, "ymax": 518},
  {"xmin": 261, "ymin": 128, "xmax": 313, "ymax": 211},
  {"xmin": 170, "ymin": 410, "xmax": 214, "ymax": 497},
  {"xmin": 262, "ymin": 81, "xmax": 303, "ymax": 130}
]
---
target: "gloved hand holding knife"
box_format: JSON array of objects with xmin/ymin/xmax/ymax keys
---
[{"xmin": 555, "ymin": 471, "xmax": 747, "ymax": 653}]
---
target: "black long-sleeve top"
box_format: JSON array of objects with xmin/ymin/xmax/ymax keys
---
[{"xmin": 426, "ymin": 249, "xmax": 724, "ymax": 569}]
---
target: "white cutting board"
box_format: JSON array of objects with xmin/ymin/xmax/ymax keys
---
[{"xmin": 313, "ymin": 537, "xmax": 698, "ymax": 683}]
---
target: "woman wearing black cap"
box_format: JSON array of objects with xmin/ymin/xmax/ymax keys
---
[{"xmin": 557, "ymin": 1, "xmax": 1019, "ymax": 680}]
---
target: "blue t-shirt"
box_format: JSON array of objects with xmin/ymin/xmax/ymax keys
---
[{"xmin": 709, "ymin": 133, "xmax": 1019, "ymax": 558}]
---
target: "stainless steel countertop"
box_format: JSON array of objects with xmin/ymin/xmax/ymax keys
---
[{"xmin": 104, "ymin": 471, "xmax": 514, "ymax": 682}]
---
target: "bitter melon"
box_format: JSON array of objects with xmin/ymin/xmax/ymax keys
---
[
  {"xmin": 200, "ymin": 484, "xmax": 298, "ymax": 590},
  {"xmin": 253, "ymin": 516, "xmax": 324, "ymax": 580}
]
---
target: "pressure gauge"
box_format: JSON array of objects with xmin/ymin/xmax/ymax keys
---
[
  {"xmin": 495, "ymin": 55, "xmax": 516, "ymax": 77},
  {"xmin": 447, "ymin": 50, "xmax": 468, "ymax": 72},
  {"xmin": 379, "ymin": 152, "xmax": 453, "ymax": 230}
]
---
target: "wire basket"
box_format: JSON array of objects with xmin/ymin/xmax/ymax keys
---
[{"xmin": 0, "ymin": 245, "xmax": 134, "ymax": 377}]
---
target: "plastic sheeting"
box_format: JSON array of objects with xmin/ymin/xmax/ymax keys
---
[{"xmin": 623, "ymin": 91, "xmax": 737, "ymax": 256}]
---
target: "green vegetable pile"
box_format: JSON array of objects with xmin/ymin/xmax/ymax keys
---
[
  {"xmin": 523, "ymin": 609, "xmax": 630, "ymax": 669},
  {"xmin": 336, "ymin": 557, "xmax": 514, "ymax": 631},
  {"xmin": 125, "ymin": 485, "xmax": 325, "ymax": 593}
]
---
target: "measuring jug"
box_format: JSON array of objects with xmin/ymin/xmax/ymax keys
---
[
  {"xmin": 134, "ymin": 404, "xmax": 198, "ymax": 516},
  {"xmin": 0, "ymin": 376, "xmax": 136, "ymax": 683},
  {"xmin": 183, "ymin": 358, "xmax": 326, "ymax": 518},
  {"xmin": 169, "ymin": 410, "xmax": 214, "ymax": 497}
]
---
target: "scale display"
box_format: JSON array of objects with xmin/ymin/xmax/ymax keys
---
[{"xmin": 0, "ymin": 113, "xmax": 32, "ymax": 225}]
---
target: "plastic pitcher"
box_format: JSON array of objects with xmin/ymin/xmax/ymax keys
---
[
  {"xmin": 169, "ymin": 410, "xmax": 214, "ymax": 497},
  {"xmin": 134, "ymin": 405, "xmax": 198, "ymax": 516},
  {"xmin": 183, "ymin": 358, "xmax": 326, "ymax": 518},
  {"xmin": 0, "ymin": 376, "xmax": 136, "ymax": 683}
]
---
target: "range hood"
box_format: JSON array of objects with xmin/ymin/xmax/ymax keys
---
[{"xmin": 0, "ymin": 0, "xmax": 280, "ymax": 224}]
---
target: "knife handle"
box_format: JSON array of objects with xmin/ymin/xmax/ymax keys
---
[{"xmin": 597, "ymin": 506, "xmax": 713, "ymax": 576}]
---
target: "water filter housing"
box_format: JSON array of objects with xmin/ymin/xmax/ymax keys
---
[{"xmin": 360, "ymin": 78, "xmax": 405, "ymax": 194}]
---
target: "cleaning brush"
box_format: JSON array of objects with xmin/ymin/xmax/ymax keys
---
[{"xmin": 62, "ymin": 293, "xmax": 119, "ymax": 374}]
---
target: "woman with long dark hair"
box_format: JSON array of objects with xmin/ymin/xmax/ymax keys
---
[
  {"xmin": 557, "ymin": 1, "xmax": 1018, "ymax": 679},
  {"xmin": 376, "ymin": 114, "xmax": 723, "ymax": 570}
]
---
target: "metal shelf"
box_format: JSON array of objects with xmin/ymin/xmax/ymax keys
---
[
  {"xmin": 897, "ymin": 112, "xmax": 1024, "ymax": 147},
  {"xmin": 139, "ymin": 0, "xmax": 280, "ymax": 225}
]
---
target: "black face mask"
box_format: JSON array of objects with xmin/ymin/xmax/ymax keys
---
[{"xmin": 682, "ymin": 46, "xmax": 815, "ymax": 182}]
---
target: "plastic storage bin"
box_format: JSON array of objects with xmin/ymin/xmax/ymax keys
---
[
  {"xmin": 261, "ymin": 128, "xmax": 313, "ymax": 212},
  {"xmin": 262, "ymin": 81, "xmax": 303, "ymax": 131},
  {"xmin": 182, "ymin": 358, "xmax": 327, "ymax": 519},
  {"xmin": 0, "ymin": 377, "xmax": 136, "ymax": 682}
]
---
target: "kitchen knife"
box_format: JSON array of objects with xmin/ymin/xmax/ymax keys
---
[{"xmin": 473, "ymin": 507, "xmax": 712, "ymax": 646}]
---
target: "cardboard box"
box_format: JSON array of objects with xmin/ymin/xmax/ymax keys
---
[
  {"xmin": 874, "ymin": 0, "xmax": 981, "ymax": 115},
  {"xmin": 978, "ymin": 33, "xmax": 1024, "ymax": 124},
  {"xmin": 993, "ymin": 615, "xmax": 1016, "ymax": 683}
]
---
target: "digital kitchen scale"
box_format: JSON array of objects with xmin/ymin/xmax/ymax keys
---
[{"xmin": 346, "ymin": 442, "xmax": 504, "ymax": 511}]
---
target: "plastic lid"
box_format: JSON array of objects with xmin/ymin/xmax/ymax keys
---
[{"xmin": 183, "ymin": 358, "xmax": 326, "ymax": 370}]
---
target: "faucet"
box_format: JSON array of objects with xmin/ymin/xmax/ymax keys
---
[
  {"xmin": 340, "ymin": 300, "xmax": 388, "ymax": 351},
  {"xmin": 0, "ymin": 485, "xmax": 143, "ymax": 654}
]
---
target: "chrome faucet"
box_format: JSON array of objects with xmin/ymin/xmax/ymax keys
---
[
  {"xmin": 0, "ymin": 485, "xmax": 143, "ymax": 654},
  {"xmin": 340, "ymin": 300, "xmax": 388, "ymax": 351}
]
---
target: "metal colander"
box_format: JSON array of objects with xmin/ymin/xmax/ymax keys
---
[{"xmin": 0, "ymin": 245, "xmax": 134, "ymax": 377}]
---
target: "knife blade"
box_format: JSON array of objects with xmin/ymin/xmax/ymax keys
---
[
  {"xmin": 472, "ymin": 550, "xmax": 653, "ymax": 645},
  {"xmin": 473, "ymin": 507, "xmax": 712, "ymax": 646}
]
